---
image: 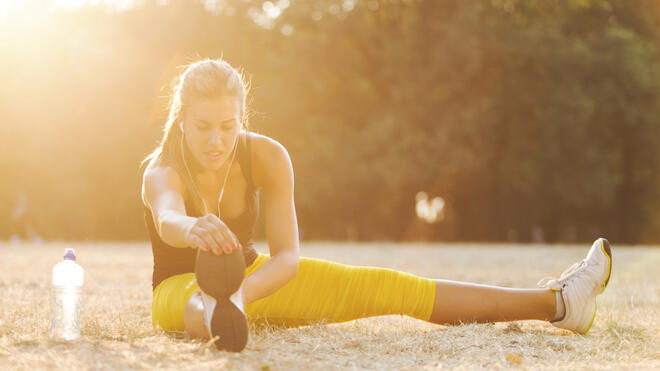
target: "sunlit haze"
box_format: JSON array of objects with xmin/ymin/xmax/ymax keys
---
[
  {"xmin": 0, "ymin": 0, "xmax": 291, "ymax": 21},
  {"xmin": 1, "ymin": 0, "xmax": 659, "ymax": 243}
]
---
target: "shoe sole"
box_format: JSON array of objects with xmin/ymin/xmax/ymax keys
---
[
  {"xmin": 195, "ymin": 249, "xmax": 248, "ymax": 352},
  {"xmin": 210, "ymin": 297, "xmax": 248, "ymax": 352},
  {"xmin": 580, "ymin": 238, "xmax": 613, "ymax": 334},
  {"xmin": 599, "ymin": 238, "xmax": 612, "ymax": 292}
]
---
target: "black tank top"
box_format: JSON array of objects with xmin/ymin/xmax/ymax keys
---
[{"xmin": 144, "ymin": 134, "xmax": 259, "ymax": 289}]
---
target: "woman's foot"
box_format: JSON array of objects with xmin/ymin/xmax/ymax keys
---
[
  {"xmin": 539, "ymin": 238, "xmax": 612, "ymax": 334},
  {"xmin": 195, "ymin": 248, "xmax": 248, "ymax": 351},
  {"xmin": 199, "ymin": 285, "xmax": 245, "ymax": 334}
]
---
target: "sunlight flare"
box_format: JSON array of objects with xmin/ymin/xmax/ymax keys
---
[{"xmin": 415, "ymin": 192, "xmax": 445, "ymax": 224}]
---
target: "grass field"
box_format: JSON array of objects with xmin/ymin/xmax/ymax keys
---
[{"xmin": 1, "ymin": 242, "xmax": 659, "ymax": 370}]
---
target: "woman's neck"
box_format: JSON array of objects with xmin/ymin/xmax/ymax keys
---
[{"xmin": 192, "ymin": 161, "xmax": 235, "ymax": 192}]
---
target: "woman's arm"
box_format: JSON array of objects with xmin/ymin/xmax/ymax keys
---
[
  {"xmin": 142, "ymin": 162, "xmax": 238, "ymax": 254},
  {"xmin": 142, "ymin": 165, "xmax": 197, "ymax": 247},
  {"xmin": 242, "ymin": 135, "xmax": 300, "ymax": 305}
]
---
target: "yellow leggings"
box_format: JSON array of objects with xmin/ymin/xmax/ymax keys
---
[{"xmin": 152, "ymin": 254, "xmax": 436, "ymax": 331}]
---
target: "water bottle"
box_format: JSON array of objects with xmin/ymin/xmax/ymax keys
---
[{"xmin": 50, "ymin": 248, "xmax": 84, "ymax": 340}]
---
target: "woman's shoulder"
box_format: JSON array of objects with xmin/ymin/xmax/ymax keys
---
[
  {"xmin": 246, "ymin": 132, "xmax": 293, "ymax": 189},
  {"xmin": 141, "ymin": 153, "xmax": 185, "ymax": 206},
  {"xmin": 246, "ymin": 132, "xmax": 287, "ymax": 156},
  {"xmin": 143, "ymin": 152, "xmax": 178, "ymax": 182}
]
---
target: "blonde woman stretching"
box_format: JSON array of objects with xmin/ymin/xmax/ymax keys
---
[{"xmin": 141, "ymin": 58, "xmax": 612, "ymax": 352}]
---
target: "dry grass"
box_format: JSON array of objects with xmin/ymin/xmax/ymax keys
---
[{"xmin": 1, "ymin": 241, "xmax": 659, "ymax": 370}]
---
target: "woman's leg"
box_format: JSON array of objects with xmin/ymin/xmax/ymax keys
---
[
  {"xmin": 183, "ymin": 291, "xmax": 208, "ymax": 339},
  {"xmin": 178, "ymin": 270, "xmax": 556, "ymax": 337},
  {"xmin": 167, "ymin": 238, "xmax": 611, "ymax": 337},
  {"xmin": 430, "ymin": 239, "xmax": 612, "ymax": 333},
  {"xmin": 242, "ymin": 255, "xmax": 556, "ymax": 326},
  {"xmin": 241, "ymin": 255, "xmax": 437, "ymax": 326},
  {"xmin": 151, "ymin": 272, "xmax": 201, "ymax": 332},
  {"xmin": 429, "ymin": 280, "xmax": 556, "ymax": 324}
]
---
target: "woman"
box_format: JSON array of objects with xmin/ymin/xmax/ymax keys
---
[{"xmin": 142, "ymin": 59, "xmax": 612, "ymax": 352}]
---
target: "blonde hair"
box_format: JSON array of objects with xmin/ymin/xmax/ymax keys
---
[{"xmin": 143, "ymin": 58, "xmax": 250, "ymax": 213}]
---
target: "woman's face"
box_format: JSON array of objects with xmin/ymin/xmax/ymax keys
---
[{"xmin": 182, "ymin": 95, "xmax": 241, "ymax": 171}]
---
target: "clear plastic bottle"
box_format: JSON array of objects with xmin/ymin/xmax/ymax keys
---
[{"xmin": 50, "ymin": 248, "xmax": 84, "ymax": 340}]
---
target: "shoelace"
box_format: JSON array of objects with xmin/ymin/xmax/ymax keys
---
[{"xmin": 538, "ymin": 260, "xmax": 588, "ymax": 289}]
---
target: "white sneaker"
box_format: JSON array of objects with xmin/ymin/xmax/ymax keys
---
[
  {"xmin": 539, "ymin": 238, "xmax": 612, "ymax": 334},
  {"xmin": 200, "ymin": 291, "xmax": 215, "ymax": 337},
  {"xmin": 195, "ymin": 248, "xmax": 249, "ymax": 351},
  {"xmin": 200, "ymin": 285, "xmax": 245, "ymax": 338}
]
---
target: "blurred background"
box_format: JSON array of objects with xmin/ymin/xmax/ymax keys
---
[{"xmin": 1, "ymin": 0, "xmax": 660, "ymax": 244}]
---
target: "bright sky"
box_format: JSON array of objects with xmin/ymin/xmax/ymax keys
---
[
  {"xmin": 0, "ymin": 0, "xmax": 290, "ymax": 22},
  {"xmin": 0, "ymin": 0, "xmax": 136, "ymax": 20}
]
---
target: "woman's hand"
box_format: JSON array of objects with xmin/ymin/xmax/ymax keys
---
[{"xmin": 184, "ymin": 214, "xmax": 242, "ymax": 255}]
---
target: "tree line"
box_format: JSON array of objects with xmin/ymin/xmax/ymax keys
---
[{"xmin": 1, "ymin": 0, "xmax": 659, "ymax": 243}]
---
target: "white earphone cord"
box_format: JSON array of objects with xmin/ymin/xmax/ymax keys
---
[{"xmin": 180, "ymin": 124, "xmax": 240, "ymax": 217}]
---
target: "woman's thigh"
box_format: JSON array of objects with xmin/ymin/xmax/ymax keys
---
[
  {"xmin": 152, "ymin": 272, "xmax": 200, "ymax": 331},
  {"xmin": 244, "ymin": 255, "xmax": 436, "ymax": 326}
]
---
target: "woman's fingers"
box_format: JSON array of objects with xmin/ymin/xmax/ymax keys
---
[
  {"xmin": 190, "ymin": 234, "xmax": 215, "ymax": 253},
  {"xmin": 217, "ymin": 228, "xmax": 239, "ymax": 253},
  {"xmin": 230, "ymin": 232, "xmax": 241, "ymax": 252},
  {"xmin": 199, "ymin": 219, "xmax": 230, "ymax": 253},
  {"xmin": 196, "ymin": 232, "xmax": 220, "ymax": 255},
  {"xmin": 191, "ymin": 223, "xmax": 220, "ymax": 253},
  {"xmin": 204, "ymin": 215, "xmax": 240, "ymax": 253},
  {"xmin": 188, "ymin": 214, "xmax": 242, "ymax": 255},
  {"xmin": 221, "ymin": 230, "xmax": 237, "ymax": 254}
]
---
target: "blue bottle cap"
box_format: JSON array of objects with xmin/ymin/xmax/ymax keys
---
[{"xmin": 63, "ymin": 249, "xmax": 76, "ymax": 261}]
